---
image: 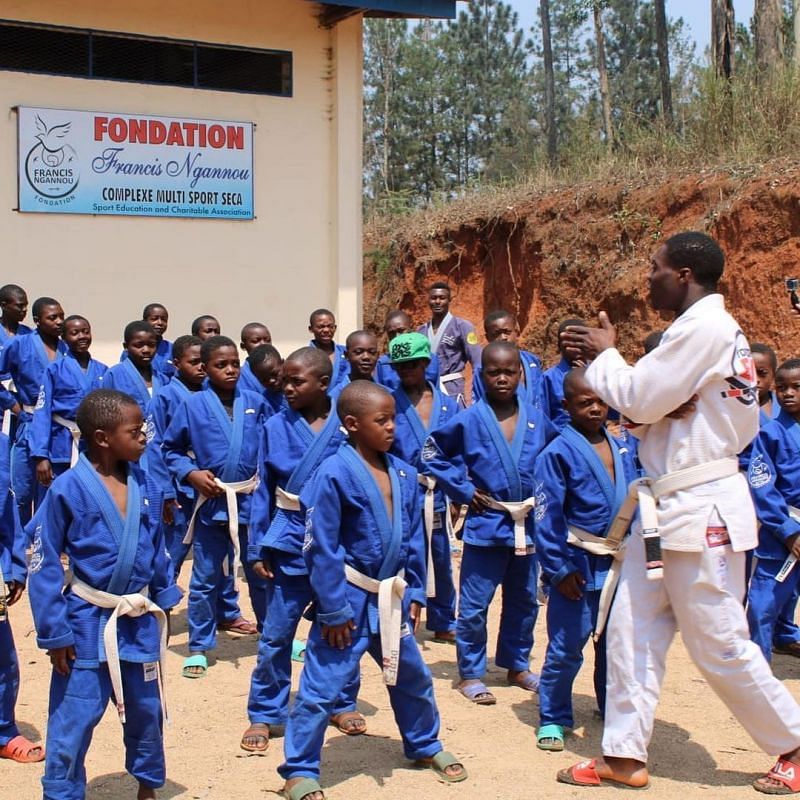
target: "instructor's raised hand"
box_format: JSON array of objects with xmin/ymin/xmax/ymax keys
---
[{"xmin": 559, "ymin": 311, "xmax": 617, "ymax": 362}]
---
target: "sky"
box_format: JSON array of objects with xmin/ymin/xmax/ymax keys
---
[{"xmin": 507, "ymin": 1, "xmax": 755, "ymax": 58}]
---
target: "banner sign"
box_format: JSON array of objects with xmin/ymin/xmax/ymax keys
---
[{"xmin": 18, "ymin": 107, "xmax": 254, "ymax": 219}]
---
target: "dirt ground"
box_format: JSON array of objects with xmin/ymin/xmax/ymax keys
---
[{"xmin": 6, "ymin": 552, "xmax": 800, "ymax": 800}]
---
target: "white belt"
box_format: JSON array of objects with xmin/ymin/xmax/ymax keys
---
[
  {"xmin": 22, "ymin": 404, "xmax": 35, "ymax": 414},
  {"xmin": 487, "ymin": 497, "xmax": 536, "ymax": 555},
  {"xmin": 344, "ymin": 565, "xmax": 407, "ymax": 686},
  {"xmin": 1, "ymin": 380, "xmax": 15, "ymax": 436},
  {"xmin": 417, "ymin": 474, "xmax": 437, "ymax": 597},
  {"xmin": 776, "ymin": 506, "xmax": 800, "ymax": 582},
  {"xmin": 570, "ymin": 457, "xmax": 739, "ymax": 640},
  {"xmin": 53, "ymin": 414, "xmax": 81, "ymax": 467},
  {"xmin": 183, "ymin": 475, "xmax": 258, "ymax": 586},
  {"xmin": 275, "ymin": 486, "xmax": 300, "ymax": 512},
  {"xmin": 69, "ymin": 576, "xmax": 168, "ymax": 725}
]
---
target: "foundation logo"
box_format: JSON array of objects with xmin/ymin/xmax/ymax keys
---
[{"xmin": 24, "ymin": 114, "xmax": 80, "ymax": 199}]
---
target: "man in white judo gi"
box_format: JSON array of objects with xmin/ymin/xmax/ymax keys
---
[{"xmin": 557, "ymin": 231, "xmax": 800, "ymax": 794}]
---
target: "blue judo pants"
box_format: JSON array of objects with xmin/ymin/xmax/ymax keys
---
[
  {"xmin": 12, "ymin": 422, "xmax": 46, "ymax": 526},
  {"xmin": 248, "ymin": 565, "xmax": 359, "ymax": 724},
  {"xmin": 42, "ymin": 662, "xmax": 164, "ymax": 800},
  {"xmin": 538, "ymin": 587, "xmax": 606, "ymax": 729},
  {"xmin": 188, "ymin": 521, "xmax": 267, "ymax": 652},
  {"xmin": 456, "ymin": 543, "xmax": 538, "ymax": 680},
  {"xmin": 278, "ymin": 623, "xmax": 442, "ymax": 781},
  {"xmin": 748, "ymin": 557, "xmax": 800, "ymax": 662},
  {"xmin": 0, "ymin": 620, "xmax": 20, "ymax": 747},
  {"xmin": 425, "ymin": 522, "xmax": 457, "ymax": 634},
  {"xmin": 165, "ymin": 496, "xmax": 240, "ymax": 625},
  {"xmin": 774, "ymin": 584, "xmax": 800, "ymax": 648}
]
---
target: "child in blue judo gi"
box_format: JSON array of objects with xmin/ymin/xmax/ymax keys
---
[
  {"xmin": 0, "ymin": 297, "xmax": 67, "ymax": 524},
  {"xmin": 104, "ymin": 321, "xmax": 175, "ymax": 531},
  {"xmin": 278, "ymin": 380, "xmax": 467, "ymax": 800},
  {"xmin": 421, "ymin": 340, "xmax": 557, "ymax": 705},
  {"xmin": 472, "ymin": 310, "xmax": 543, "ymax": 407},
  {"xmin": 0, "ymin": 428, "xmax": 44, "ymax": 765},
  {"xmin": 241, "ymin": 347, "xmax": 363, "ymax": 753},
  {"xmin": 238, "ymin": 323, "xmax": 280, "ymax": 405},
  {"xmin": 388, "ymin": 332, "xmax": 459, "ymax": 643},
  {"xmin": 375, "ymin": 310, "xmax": 440, "ymax": 392},
  {"xmin": 162, "ymin": 336, "xmax": 268, "ymax": 677},
  {"xmin": 150, "ymin": 336, "xmax": 253, "ymax": 635},
  {"xmin": 121, "ymin": 304, "xmax": 175, "ymax": 379},
  {"xmin": 245, "ymin": 344, "xmax": 285, "ymax": 415},
  {"xmin": 417, "ymin": 282, "xmax": 482, "ymax": 407},
  {"xmin": 540, "ymin": 317, "xmax": 587, "ymax": 430},
  {"xmin": 30, "ymin": 315, "xmax": 107, "ymax": 489},
  {"xmin": 0, "ymin": 284, "xmax": 31, "ymax": 354},
  {"xmin": 308, "ymin": 308, "xmax": 352, "ymax": 391},
  {"xmin": 28, "ymin": 389, "xmax": 181, "ymax": 800},
  {"xmin": 534, "ymin": 367, "xmax": 639, "ymax": 751},
  {"xmin": 191, "ymin": 315, "xmax": 221, "ymax": 340},
  {"xmin": 341, "ymin": 330, "xmax": 379, "ymax": 386},
  {"xmin": 747, "ymin": 358, "xmax": 800, "ymax": 662}
]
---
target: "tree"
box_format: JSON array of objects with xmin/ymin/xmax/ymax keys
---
[
  {"xmin": 754, "ymin": 0, "xmax": 784, "ymax": 74},
  {"xmin": 654, "ymin": 0, "xmax": 673, "ymax": 125},
  {"xmin": 593, "ymin": 2, "xmax": 614, "ymax": 149},
  {"xmin": 711, "ymin": 0, "xmax": 736, "ymax": 79},
  {"xmin": 540, "ymin": 0, "xmax": 558, "ymax": 167}
]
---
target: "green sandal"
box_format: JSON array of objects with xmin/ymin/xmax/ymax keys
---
[
  {"xmin": 283, "ymin": 777, "xmax": 324, "ymax": 800},
  {"xmin": 291, "ymin": 639, "xmax": 306, "ymax": 663},
  {"xmin": 536, "ymin": 724, "xmax": 565, "ymax": 751},
  {"xmin": 415, "ymin": 750, "xmax": 468, "ymax": 783},
  {"xmin": 182, "ymin": 653, "xmax": 208, "ymax": 679}
]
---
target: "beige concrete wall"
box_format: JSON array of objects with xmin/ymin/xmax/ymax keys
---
[{"xmin": 0, "ymin": 0, "xmax": 363, "ymax": 365}]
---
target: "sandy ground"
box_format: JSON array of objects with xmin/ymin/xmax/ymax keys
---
[{"xmin": 6, "ymin": 552, "xmax": 800, "ymax": 800}]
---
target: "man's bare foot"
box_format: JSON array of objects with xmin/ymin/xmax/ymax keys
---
[
  {"xmin": 507, "ymin": 669, "xmax": 540, "ymax": 692},
  {"xmin": 753, "ymin": 749, "xmax": 800, "ymax": 794},
  {"xmin": 283, "ymin": 777, "xmax": 324, "ymax": 800},
  {"xmin": 557, "ymin": 756, "xmax": 649, "ymax": 788},
  {"xmin": 240, "ymin": 723, "xmax": 269, "ymax": 752},
  {"xmin": 137, "ymin": 783, "xmax": 156, "ymax": 800}
]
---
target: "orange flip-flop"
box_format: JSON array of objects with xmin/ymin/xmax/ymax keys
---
[
  {"xmin": 0, "ymin": 735, "xmax": 45, "ymax": 763},
  {"xmin": 557, "ymin": 759, "xmax": 649, "ymax": 789}
]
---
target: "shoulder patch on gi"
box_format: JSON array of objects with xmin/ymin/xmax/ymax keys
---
[
  {"xmin": 29, "ymin": 526, "xmax": 44, "ymax": 573},
  {"xmin": 421, "ymin": 437, "xmax": 438, "ymax": 462},
  {"xmin": 302, "ymin": 506, "xmax": 315, "ymax": 552},
  {"xmin": 534, "ymin": 482, "xmax": 547, "ymax": 522},
  {"xmin": 748, "ymin": 454, "xmax": 771, "ymax": 489},
  {"xmin": 35, "ymin": 385, "xmax": 46, "ymax": 410},
  {"xmin": 466, "ymin": 332, "xmax": 478, "ymax": 345}
]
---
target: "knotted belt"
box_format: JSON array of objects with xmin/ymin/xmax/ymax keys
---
[
  {"xmin": 416, "ymin": 474, "xmax": 438, "ymax": 597},
  {"xmin": 183, "ymin": 475, "xmax": 258, "ymax": 586},
  {"xmin": 344, "ymin": 565, "xmax": 407, "ymax": 686},
  {"xmin": 69, "ymin": 576, "xmax": 168, "ymax": 725},
  {"xmin": 53, "ymin": 414, "xmax": 81, "ymax": 467},
  {"xmin": 568, "ymin": 456, "xmax": 739, "ymax": 640},
  {"xmin": 486, "ymin": 497, "xmax": 536, "ymax": 556}
]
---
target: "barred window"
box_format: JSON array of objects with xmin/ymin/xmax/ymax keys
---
[{"xmin": 0, "ymin": 19, "xmax": 292, "ymax": 97}]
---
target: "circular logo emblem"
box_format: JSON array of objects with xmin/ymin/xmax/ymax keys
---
[{"xmin": 25, "ymin": 114, "xmax": 80, "ymax": 199}]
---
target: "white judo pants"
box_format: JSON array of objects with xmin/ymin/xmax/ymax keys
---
[{"xmin": 602, "ymin": 528, "xmax": 800, "ymax": 762}]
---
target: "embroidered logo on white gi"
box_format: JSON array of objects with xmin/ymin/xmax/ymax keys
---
[
  {"xmin": 29, "ymin": 526, "xmax": 44, "ymax": 573},
  {"xmin": 749, "ymin": 454, "xmax": 771, "ymax": 489},
  {"xmin": 421, "ymin": 438, "xmax": 438, "ymax": 462},
  {"xmin": 143, "ymin": 662, "xmax": 158, "ymax": 682},
  {"xmin": 302, "ymin": 507, "xmax": 315, "ymax": 552},
  {"xmin": 722, "ymin": 331, "xmax": 757, "ymax": 407},
  {"xmin": 35, "ymin": 386, "xmax": 46, "ymax": 411},
  {"xmin": 534, "ymin": 482, "xmax": 547, "ymax": 522}
]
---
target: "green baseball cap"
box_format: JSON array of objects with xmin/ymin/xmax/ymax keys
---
[{"xmin": 389, "ymin": 332, "xmax": 431, "ymax": 364}]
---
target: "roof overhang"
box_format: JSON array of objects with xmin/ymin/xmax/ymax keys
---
[{"xmin": 315, "ymin": 1, "xmax": 456, "ymax": 26}]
